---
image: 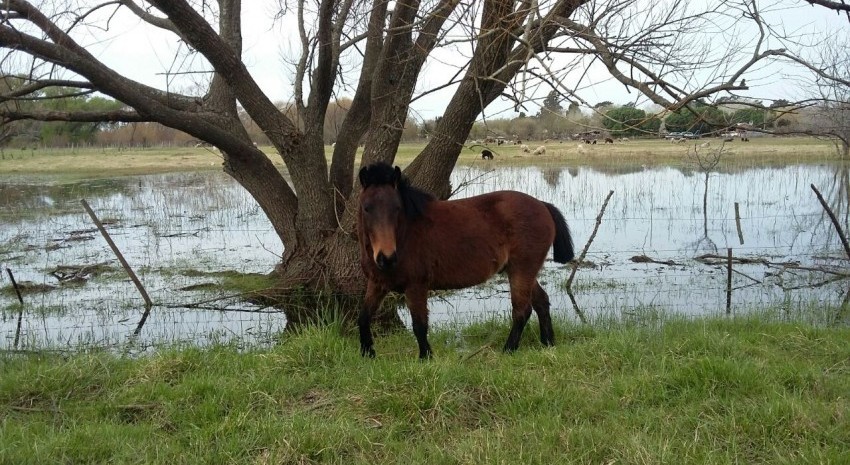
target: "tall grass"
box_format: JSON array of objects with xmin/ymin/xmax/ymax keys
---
[{"xmin": 1, "ymin": 315, "xmax": 848, "ymax": 464}]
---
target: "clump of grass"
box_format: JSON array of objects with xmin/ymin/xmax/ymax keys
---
[
  {"xmin": 173, "ymin": 269, "xmax": 276, "ymax": 294},
  {"xmin": 0, "ymin": 281, "xmax": 57, "ymax": 298},
  {"xmin": 1, "ymin": 314, "xmax": 848, "ymax": 464},
  {"xmin": 562, "ymin": 277, "xmax": 627, "ymax": 292}
]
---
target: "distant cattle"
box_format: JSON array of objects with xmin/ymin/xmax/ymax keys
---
[
  {"xmin": 481, "ymin": 149, "xmax": 494, "ymax": 160},
  {"xmin": 532, "ymin": 146, "xmax": 546, "ymax": 155},
  {"xmin": 604, "ymin": 137, "xmax": 614, "ymax": 144}
]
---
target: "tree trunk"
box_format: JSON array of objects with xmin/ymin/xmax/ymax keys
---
[{"xmin": 272, "ymin": 226, "xmax": 404, "ymax": 330}]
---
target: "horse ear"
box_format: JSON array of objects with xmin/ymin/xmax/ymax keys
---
[
  {"xmin": 358, "ymin": 166, "xmax": 370, "ymax": 188},
  {"xmin": 393, "ymin": 166, "xmax": 402, "ymax": 186}
]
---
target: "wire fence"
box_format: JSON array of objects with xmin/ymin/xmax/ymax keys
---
[
  {"xmin": 2, "ymin": 215, "xmax": 847, "ymax": 355},
  {"xmin": 2, "ymin": 165, "xmax": 849, "ymax": 353}
]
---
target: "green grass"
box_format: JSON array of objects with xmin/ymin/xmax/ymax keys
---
[
  {"xmin": 1, "ymin": 315, "xmax": 848, "ymax": 464},
  {"xmin": 168, "ymin": 269, "xmax": 278, "ymax": 292}
]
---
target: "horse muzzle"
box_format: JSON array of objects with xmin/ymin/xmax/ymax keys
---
[{"xmin": 375, "ymin": 251, "xmax": 398, "ymax": 271}]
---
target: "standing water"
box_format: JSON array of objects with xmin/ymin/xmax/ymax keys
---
[{"xmin": 1, "ymin": 162, "xmax": 847, "ymax": 351}]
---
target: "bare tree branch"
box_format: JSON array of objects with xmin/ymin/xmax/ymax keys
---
[
  {"xmin": 804, "ymin": 0, "xmax": 850, "ymax": 17},
  {"xmin": 1, "ymin": 108, "xmax": 146, "ymax": 123},
  {"xmin": 0, "ymin": 1, "xmax": 200, "ymax": 112},
  {"xmin": 118, "ymin": 0, "xmax": 183, "ymax": 35},
  {"xmin": 0, "ymin": 78, "xmax": 94, "ymax": 98},
  {"xmin": 329, "ymin": 0, "xmax": 389, "ymax": 208}
]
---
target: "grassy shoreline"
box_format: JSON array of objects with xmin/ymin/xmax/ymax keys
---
[
  {"xmin": 0, "ymin": 136, "xmax": 842, "ymax": 180},
  {"xmin": 2, "ymin": 315, "xmax": 848, "ymax": 464}
]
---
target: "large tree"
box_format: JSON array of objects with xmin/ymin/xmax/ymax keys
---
[
  {"xmin": 0, "ymin": 0, "xmax": 810, "ymax": 326},
  {"xmin": 602, "ymin": 106, "xmax": 660, "ymax": 137}
]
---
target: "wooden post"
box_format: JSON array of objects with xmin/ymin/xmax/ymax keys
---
[
  {"xmin": 5, "ymin": 268, "xmax": 24, "ymax": 305},
  {"xmin": 811, "ymin": 184, "xmax": 850, "ymax": 261},
  {"xmin": 566, "ymin": 190, "xmax": 614, "ymax": 290},
  {"xmin": 81, "ymin": 199, "xmax": 153, "ymax": 309},
  {"xmin": 566, "ymin": 290, "xmax": 587, "ymax": 324},
  {"xmin": 726, "ymin": 248, "xmax": 733, "ymax": 314},
  {"xmin": 7, "ymin": 268, "xmax": 24, "ymax": 348},
  {"xmin": 133, "ymin": 307, "xmax": 152, "ymax": 336},
  {"xmin": 734, "ymin": 202, "xmax": 744, "ymax": 245}
]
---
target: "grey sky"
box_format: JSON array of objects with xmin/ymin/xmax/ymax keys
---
[{"xmin": 76, "ymin": 1, "xmax": 848, "ymax": 121}]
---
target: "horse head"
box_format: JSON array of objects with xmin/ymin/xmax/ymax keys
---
[
  {"xmin": 357, "ymin": 162, "xmax": 435, "ymax": 271},
  {"xmin": 358, "ymin": 163, "xmax": 404, "ymax": 270}
]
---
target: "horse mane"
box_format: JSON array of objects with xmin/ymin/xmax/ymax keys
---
[{"xmin": 359, "ymin": 162, "xmax": 435, "ymax": 220}]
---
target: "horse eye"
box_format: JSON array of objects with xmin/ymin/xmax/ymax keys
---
[{"xmin": 363, "ymin": 204, "xmax": 372, "ymax": 214}]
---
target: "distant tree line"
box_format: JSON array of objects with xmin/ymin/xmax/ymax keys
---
[
  {"xmin": 458, "ymin": 93, "xmax": 823, "ymax": 141},
  {"xmin": 0, "ymin": 80, "xmax": 837, "ymax": 149},
  {"xmin": 0, "ymin": 86, "xmax": 421, "ymax": 148}
]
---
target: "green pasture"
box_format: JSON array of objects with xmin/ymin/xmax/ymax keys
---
[
  {"xmin": 0, "ymin": 136, "xmax": 840, "ymax": 180},
  {"xmin": 1, "ymin": 314, "xmax": 848, "ymax": 464}
]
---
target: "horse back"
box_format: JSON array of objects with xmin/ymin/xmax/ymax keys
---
[{"xmin": 402, "ymin": 191, "xmax": 556, "ymax": 289}]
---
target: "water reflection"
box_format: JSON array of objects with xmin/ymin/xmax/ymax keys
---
[{"xmin": 1, "ymin": 162, "xmax": 848, "ymax": 352}]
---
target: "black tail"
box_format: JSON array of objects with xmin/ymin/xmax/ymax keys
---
[{"xmin": 545, "ymin": 202, "xmax": 574, "ymax": 263}]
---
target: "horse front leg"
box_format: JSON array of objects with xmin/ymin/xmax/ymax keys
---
[
  {"xmin": 360, "ymin": 280, "xmax": 387, "ymax": 358},
  {"xmin": 405, "ymin": 286, "xmax": 432, "ymax": 359}
]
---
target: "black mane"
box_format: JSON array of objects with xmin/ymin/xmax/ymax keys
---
[{"xmin": 359, "ymin": 162, "xmax": 435, "ymax": 220}]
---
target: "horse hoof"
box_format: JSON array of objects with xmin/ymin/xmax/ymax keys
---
[
  {"xmin": 502, "ymin": 344, "xmax": 518, "ymax": 354},
  {"xmin": 361, "ymin": 346, "xmax": 376, "ymax": 358}
]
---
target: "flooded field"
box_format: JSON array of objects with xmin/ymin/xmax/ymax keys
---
[{"xmin": 2, "ymin": 161, "xmax": 848, "ymax": 352}]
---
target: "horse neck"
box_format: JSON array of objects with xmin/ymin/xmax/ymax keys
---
[{"xmin": 395, "ymin": 213, "xmax": 414, "ymax": 249}]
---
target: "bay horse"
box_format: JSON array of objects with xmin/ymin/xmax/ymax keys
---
[{"xmin": 357, "ymin": 162, "xmax": 574, "ymax": 359}]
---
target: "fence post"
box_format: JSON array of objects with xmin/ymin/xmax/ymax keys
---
[
  {"xmin": 726, "ymin": 248, "xmax": 733, "ymax": 314},
  {"xmin": 5, "ymin": 268, "xmax": 23, "ymax": 305},
  {"xmin": 734, "ymin": 202, "xmax": 744, "ymax": 245},
  {"xmin": 6, "ymin": 268, "xmax": 25, "ymax": 348},
  {"xmin": 81, "ymin": 199, "xmax": 153, "ymax": 309},
  {"xmin": 811, "ymin": 184, "xmax": 850, "ymax": 261},
  {"xmin": 566, "ymin": 190, "xmax": 614, "ymax": 290}
]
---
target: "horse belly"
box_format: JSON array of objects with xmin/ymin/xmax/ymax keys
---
[{"xmin": 428, "ymin": 238, "xmax": 506, "ymax": 290}]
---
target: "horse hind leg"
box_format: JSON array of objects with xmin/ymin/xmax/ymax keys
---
[
  {"xmin": 503, "ymin": 277, "xmax": 534, "ymax": 353},
  {"xmin": 531, "ymin": 281, "xmax": 555, "ymax": 347}
]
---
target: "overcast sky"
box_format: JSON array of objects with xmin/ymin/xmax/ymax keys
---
[{"xmin": 75, "ymin": 1, "xmax": 848, "ymax": 121}]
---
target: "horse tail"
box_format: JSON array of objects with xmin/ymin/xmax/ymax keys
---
[{"xmin": 544, "ymin": 202, "xmax": 574, "ymax": 263}]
